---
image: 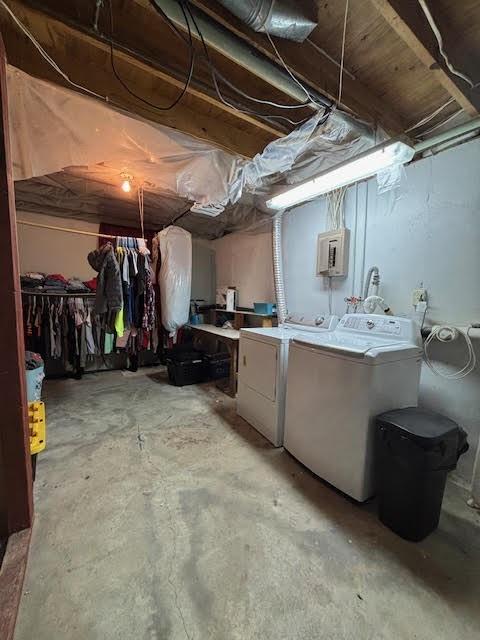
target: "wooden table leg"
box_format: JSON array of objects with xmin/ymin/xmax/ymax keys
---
[
  {"xmin": 215, "ymin": 339, "xmax": 238, "ymax": 398},
  {"xmin": 229, "ymin": 340, "xmax": 238, "ymax": 397}
]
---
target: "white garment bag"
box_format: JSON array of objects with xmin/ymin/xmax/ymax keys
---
[{"xmin": 156, "ymin": 226, "xmax": 192, "ymax": 338}]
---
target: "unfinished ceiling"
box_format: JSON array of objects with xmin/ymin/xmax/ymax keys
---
[{"xmin": 2, "ymin": 0, "xmax": 479, "ymax": 234}]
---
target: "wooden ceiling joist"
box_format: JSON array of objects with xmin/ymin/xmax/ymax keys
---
[
  {"xmin": 0, "ymin": 0, "xmax": 287, "ymax": 157},
  {"xmin": 186, "ymin": 0, "xmax": 407, "ymax": 135},
  {"xmin": 370, "ymin": 0, "xmax": 478, "ymax": 117},
  {"xmin": 2, "ymin": 0, "xmax": 477, "ymax": 162}
]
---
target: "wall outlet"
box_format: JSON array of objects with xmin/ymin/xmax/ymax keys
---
[{"xmin": 412, "ymin": 288, "xmax": 427, "ymax": 306}]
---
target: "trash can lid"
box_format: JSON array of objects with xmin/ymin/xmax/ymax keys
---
[{"xmin": 377, "ymin": 407, "xmax": 460, "ymax": 446}]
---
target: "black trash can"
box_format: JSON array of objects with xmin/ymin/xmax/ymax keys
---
[{"xmin": 376, "ymin": 407, "xmax": 468, "ymax": 542}]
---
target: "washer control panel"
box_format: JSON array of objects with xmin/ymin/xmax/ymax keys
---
[
  {"xmin": 284, "ymin": 314, "xmax": 339, "ymax": 331},
  {"xmin": 338, "ymin": 314, "xmax": 411, "ymax": 339}
]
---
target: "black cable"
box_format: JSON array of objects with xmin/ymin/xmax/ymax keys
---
[
  {"xmin": 181, "ymin": 2, "xmax": 310, "ymax": 125},
  {"xmin": 183, "ymin": 2, "xmax": 333, "ymax": 127},
  {"xmin": 183, "ymin": 2, "xmax": 311, "ymax": 110},
  {"xmin": 108, "ymin": 0, "xmax": 195, "ymax": 111},
  {"xmin": 164, "ymin": 205, "xmax": 193, "ymax": 229},
  {"xmin": 115, "ymin": 0, "xmax": 331, "ymax": 127},
  {"xmin": 185, "ymin": 1, "xmax": 327, "ymax": 111},
  {"xmin": 149, "ymin": 0, "xmax": 191, "ymax": 45}
]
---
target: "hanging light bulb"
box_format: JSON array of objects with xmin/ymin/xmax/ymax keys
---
[{"xmin": 120, "ymin": 172, "xmax": 133, "ymax": 193}]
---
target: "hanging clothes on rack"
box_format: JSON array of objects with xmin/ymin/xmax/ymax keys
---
[
  {"xmin": 87, "ymin": 242, "xmax": 123, "ymax": 329},
  {"xmin": 18, "ymin": 217, "xmax": 160, "ymax": 377},
  {"xmin": 85, "ymin": 235, "xmax": 158, "ymax": 359},
  {"xmin": 22, "ymin": 293, "xmax": 103, "ymax": 371}
]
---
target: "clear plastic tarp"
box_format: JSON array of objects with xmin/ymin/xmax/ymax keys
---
[{"xmin": 9, "ymin": 66, "xmax": 407, "ymax": 238}]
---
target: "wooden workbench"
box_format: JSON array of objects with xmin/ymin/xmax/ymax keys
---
[{"xmin": 188, "ymin": 324, "xmax": 240, "ymax": 397}]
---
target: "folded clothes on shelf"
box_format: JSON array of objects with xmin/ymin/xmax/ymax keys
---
[
  {"xmin": 67, "ymin": 277, "xmax": 90, "ymax": 293},
  {"xmin": 83, "ymin": 277, "xmax": 97, "ymax": 292},
  {"xmin": 46, "ymin": 273, "xmax": 68, "ymax": 284},
  {"xmin": 21, "ymin": 273, "xmax": 46, "ymax": 290},
  {"xmin": 21, "ymin": 272, "xmax": 95, "ymax": 295}
]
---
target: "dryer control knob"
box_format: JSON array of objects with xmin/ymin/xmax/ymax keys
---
[
  {"xmin": 366, "ymin": 320, "xmax": 375, "ymax": 329},
  {"xmin": 315, "ymin": 316, "xmax": 325, "ymax": 326}
]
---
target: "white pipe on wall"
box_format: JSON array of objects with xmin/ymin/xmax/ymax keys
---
[
  {"xmin": 272, "ymin": 212, "xmax": 287, "ymax": 324},
  {"xmin": 363, "ymin": 265, "xmax": 380, "ymax": 300}
]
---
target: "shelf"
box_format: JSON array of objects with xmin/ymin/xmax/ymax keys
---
[
  {"xmin": 215, "ymin": 308, "xmax": 276, "ymax": 318},
  {"xmin": 188, "ymin": 323, "xmax": 240, "ymax": 340},
  {"xmin": 22, "ymin": 290, "xmax": 95, "ymax": 297}
]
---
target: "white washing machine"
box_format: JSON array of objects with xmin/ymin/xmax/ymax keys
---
[
  {"xmin": 237, "ymin": 314, "xmax": 339, "ymax": 447},
  {"xmin": 284, "ymin": 314, "xmax": 422, "ymax": 501}
]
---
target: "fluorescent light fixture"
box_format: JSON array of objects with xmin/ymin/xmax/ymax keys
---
[{"xmin": 266, "ymin": 139, "xmax": 415, "ymax": 210}]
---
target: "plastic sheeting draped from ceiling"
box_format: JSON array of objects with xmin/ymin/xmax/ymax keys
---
[
  {"xmin": 8, "ymin": 66, "xmax": 238, "ymax": 208},
  {"xmin": 154, "ymin": 226, "xmax": 192, "ymax": 338},
  {"xmin": 8, "ymin": 67, "xmax": 379, "ymax": 211}
]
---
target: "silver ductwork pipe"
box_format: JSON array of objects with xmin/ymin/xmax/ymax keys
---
[
  {"xmin": 153, "ymin": 1, "xmax": 374, "ymax": 140},
  {"xmin": 216, "ymin": 0, "xmax": 317, "ymax": 42},
  {"xmin": 272, "ymin": 212, "xmax": 287, "ymax": 324}
]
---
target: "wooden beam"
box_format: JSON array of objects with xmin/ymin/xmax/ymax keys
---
[
  {"xmin": 0, "ymin": 32, "xmax": 33, "ymax": 537},
  {"xmin": 0, "ymin": 0, "xmax": 285, "ymax": 157},
  {"xmin": 370, "ymin": 0, "xmax": 478, "ymax": 116},
  {"xmin": 185, "ymin": 0, "xmax": 408, "ymax": 134},
  {"xmin": 0, "ymin": 529, "xmax": 32, "ymax": 640},
  {"xmin": 21, "ymin": 0, "xmax": 310, "ymax": 122}
]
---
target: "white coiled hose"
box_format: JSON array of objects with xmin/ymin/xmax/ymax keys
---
[
  {"xmin": 272, "ymin": 212, "xmax": 287, "ymax": 325},
  {"xmin": 424, "ymin": 325, "xmax": 477, "ymax": 379}
]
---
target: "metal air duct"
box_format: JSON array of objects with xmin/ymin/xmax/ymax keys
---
[{"xmin": 216, "ymin": 0, "xmax": 317, "ymax": 42}]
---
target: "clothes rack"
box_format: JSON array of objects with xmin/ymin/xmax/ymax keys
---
[
  {"xmin": 21, "ymin": 290, "xmax": 95, "ymax": 297},
  {"xmin": 17, "ymin": 219, "xmax": 145, "ymax": 240}
]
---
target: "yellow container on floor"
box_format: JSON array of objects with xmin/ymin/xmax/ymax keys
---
[{"xmin": 28, "ymin": 401, "xmax": 46, "ymax": 454}]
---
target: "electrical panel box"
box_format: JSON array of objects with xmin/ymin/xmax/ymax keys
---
[{"xmin": 316, "ymin": 228, "xmax": 349, "ymax": 277}]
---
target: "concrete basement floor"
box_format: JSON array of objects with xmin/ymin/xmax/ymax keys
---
[{"xmin": 15, "ymin": 369, "xmax": 480, "ymax": 640}]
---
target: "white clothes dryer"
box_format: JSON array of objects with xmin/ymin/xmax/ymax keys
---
[{"xmin": 237, "ymin": 314, "xmax": 339, "ymax": 446}]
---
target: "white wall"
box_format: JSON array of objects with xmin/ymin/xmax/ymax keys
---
[
  {"xmin": 192, "ymin": 238, "xmax": 216, "ymax": 305},
  {"xmin": 213, "ymin": 231, "xmax": 275, "ymax": 308},
  {"xmin": 283, "ymin": 138, "xmax": 480, "ymax": 487},
  {"xmin": 17, "ymin": 211, "xmax": 99, "ymax": 280}
]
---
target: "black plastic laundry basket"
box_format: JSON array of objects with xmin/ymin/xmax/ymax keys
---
[
  {"xmin": 166, "ymin": 350, "xmax": 205, "ymax": 386},
  {"xmin": 203, "ymin": 352, "xmax": 231, "ymax": 381}
]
